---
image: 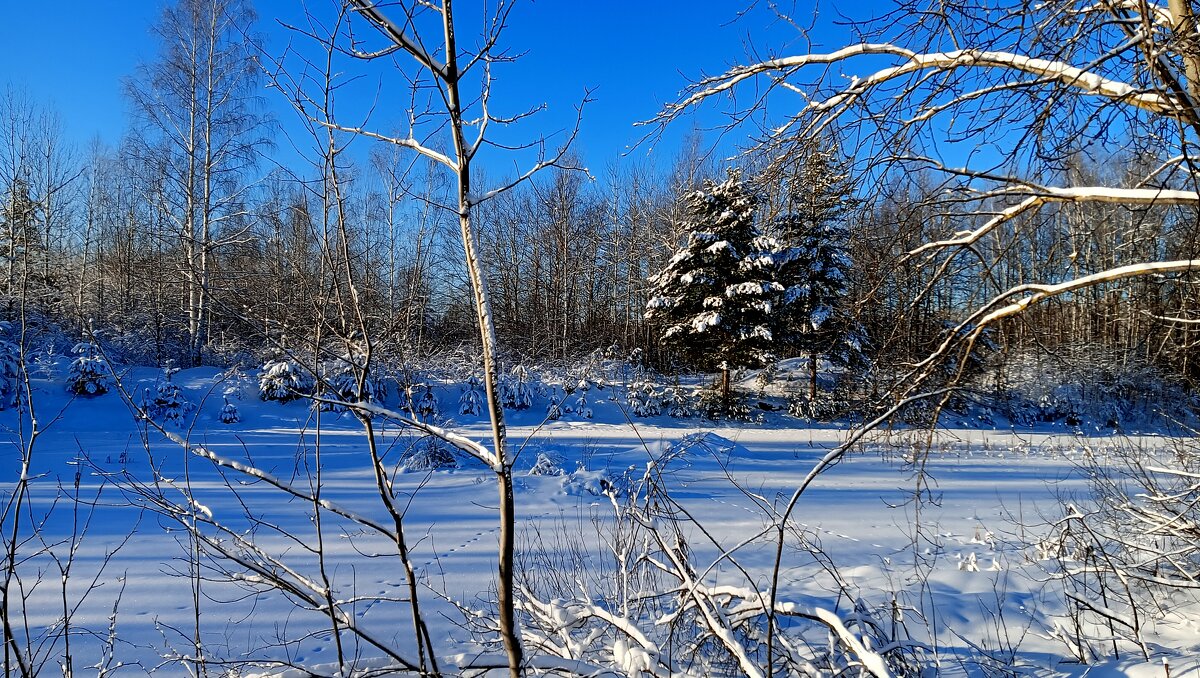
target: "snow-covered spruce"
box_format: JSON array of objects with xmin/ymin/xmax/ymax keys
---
[
  {"xmin": 67, "ymin": 341, "xmax": 113, "ymax": 397},
  {"xmin": 400, "ymin": 438, "xmax": 458, "ymax": 471},
  {"xmin": 664, "ymin": 383, "xmax": 693, "ymax": 418},
  {"xmin": 142, "ymin": 380, "xmax": 195, "ymax": 426},
  {"xmin": 527, "ymin": 452, "xmax": 564, "ymax": 476},
  {"xmin": 769, "ymin": 138, "xmax": 867, "ymax": 401},
  {"xmin": 414, "ymin": 385, "xmax": 439, "ymax": 422},
  {"xmin": 218, "ymin": 397, "xmax": 240, "ymax": 424},
  {"xmin": 628, "ymin": 381, "xmax": 662, "ymax": 417},
  {"xmin": 546, "ymin": 392, "xmax": 562, "ymax": 420},
  {"xmin": 500, "ymin": 365, "xmax": 533, "ymax": 410},
  {"xmin": 317, "ymin": 356, "xmax": 385, "ymax": 412},
  {"xmin": 459, "ymin": 374, "xmax": 483, "ymax": 415},
  {"xmin": 258, "ymin": 358, "xmax": 314, "ymax": 402},
  {"xmin": 573, "ymin": 394, "xmax": 592, "ymax": 419},
  {"xmin": 645, "ymin": 169, "xmax": 780, "ymax": 409}
]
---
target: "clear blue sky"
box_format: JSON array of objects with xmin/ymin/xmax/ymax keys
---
[{"xmin": 0, "ymin": 1, "xmax": 879, "ymax": 176}]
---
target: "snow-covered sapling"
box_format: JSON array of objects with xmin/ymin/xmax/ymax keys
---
[
  {"xmin": 546, "ymin": 392, "xmax": 562, "ymax": 421},
  {"xmin": 400, "ymin": 438, "xmax": 457, "ymax": 471},
  {"xmin": 500, "ymin": 365, "xmax": 533, "ymax": 410},
  {"xmin": 664, "ymin": 384, "xmax": 692, "ymax": 418},
  {"xmin": 415, "ymin": 385, "xmax": 440, "ymax": 422},
  {"xmin": 147, "ymin": 380, "xmax": 195, "ymax": 426},
  {"xmin": 258, "ymin": 358, "xmax": 314, "ymax": 402},
  {"xmin": 219, "ymin": 397, "xmax": 241, "ymax": 424},
  {"xmin": 628, "ymin": 382, "xmax": 662, "ymax": 417},
  {"xmin": 67, "ymin": 341, "xmax": 113, "ymax": 397},
  {"xmin": 527, "ymin": 452, "xmax": 564, "ymax": 477},
  {"xmin": 574, "ymin": 394, "xmax": 593, "ymax": 419},
  {"xmin": 319, "ymin": 355, "xmax": 385, "ymax": 411},
  {"xmin": 459, "ymin": 374, "xmax": 483, "ymax": 415}
]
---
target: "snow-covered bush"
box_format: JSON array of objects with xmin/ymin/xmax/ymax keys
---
[
  {"xmin": 400, "ymin": 438, "xmax": 458, "ymax": 471},
  {"xmin": 628, "ymin": 382, "xmax": 661, "ymax": 417},
  {"xmin": 258, "ymin": 358, "xmax": 314, "ymax": 402},
  {"xmin": 459, "ymin": 374, "xmax": 483, "ymax": 415},
  {"xmin": 573, "ymin": 394, "xmax": 592, "ymax": 419},
  {"xmin": 414, "ymin": 385, "xmax": 439, "ymax": 422},
  {"xmin": 696, "ymin": 388, "xmax": 753, "ymax": 421},
  {"xmin": 663, "ymin": 384, "xmax": 693, "ymax": 418},
  {"xmin": 526, "ymin": 452, "xmax": 564, "ymax": 476},
  {"xmin": 992, "ymin": 350, "xmax": 1189, "ymax": 430},
  {"xmin": 500, "ymin": 365, "xmax": 533, "ymax": 410},
  {"xmin": 515, "ymin": 444, "xmax": 923, "ymax": 676},
  {"xmin": 67, "ymin": 341, "xmax": 112, "ymax": 397},
  {"xmin": 143, "ymin": 380, "xmax": 195, "ymax": 426},
  {"xmin": 788, "ymin": 393, "xmax": 848, "ymax": 422},
  {"xmin": 0, "ymin": 338, "xmax": 21, "ymax": 410},
  {"xmin": 1040, "ymin": 438, "xmax": 1200, "ymax": 662},
  {"xmin": 218, "ymin": 397, "xmax": 240, "ymax": 424},
  {"xmin": 545, "ymin": 393, "xmax": 562, "ymax": 421},
  {"xmin": 317, "ymin": 356, "xmax": 385, "ymax": 412}
]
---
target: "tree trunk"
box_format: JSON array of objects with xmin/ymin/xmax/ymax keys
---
[
  {"xmin": 809, "ymin": 352, "xmax": 818, "ymax": 402},
  {"xmin": 721, "ymin": 362, "xmax": 731, "ymax": 413}
]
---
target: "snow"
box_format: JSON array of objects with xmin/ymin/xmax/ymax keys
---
[{"xmin": 1, "ymin": 363, "xmax": 1197, "ymax": 675}]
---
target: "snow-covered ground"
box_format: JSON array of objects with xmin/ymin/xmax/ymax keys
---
[{"xmin": 2, "ymin": 364, "xmax": 1197, "ymax": 676}]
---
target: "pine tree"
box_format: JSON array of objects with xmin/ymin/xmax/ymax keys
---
[
  {"xmin": 645, "ymin": 170, "xmax": 780, "ymax": 410},
  {"xmin": 771, "ymin": 141, "xmax": 866, "ymax": 400}
]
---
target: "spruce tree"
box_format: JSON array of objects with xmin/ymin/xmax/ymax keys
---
[
  {"xmin": 772, "ymin": 142, "xmax": 866, "ymax": 400},
  {"xmin": 646, "ymin": 170, "xmax": 779, "ymax": 410}
]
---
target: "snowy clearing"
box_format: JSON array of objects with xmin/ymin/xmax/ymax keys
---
[{"xmin": 2, "ymin": 365, "xmax": 1197, "ymax": 676}]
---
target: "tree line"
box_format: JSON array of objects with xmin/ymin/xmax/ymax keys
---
[{"xmin": 2, "ymin": 0, "xmax": 1197, "ymax": 403}]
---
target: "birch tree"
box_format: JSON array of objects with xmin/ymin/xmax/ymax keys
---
[{"xmin": 127, "ymin": 0, "xmax": 265, "ymax": 367}]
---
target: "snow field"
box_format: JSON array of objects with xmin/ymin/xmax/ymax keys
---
[{"xmin": 1, "ymin": 365, "xmax": 1197, "ymax": 675}]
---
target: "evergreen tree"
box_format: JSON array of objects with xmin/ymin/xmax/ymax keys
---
[
  {"xmin": 771, "ymin": 142, "xmax": 865, "ymax": 400},
  {"xmin": 645, "ymin": 170, "xmax": 779, "ymax": 409}
]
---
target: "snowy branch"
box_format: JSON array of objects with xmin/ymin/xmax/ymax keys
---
[{"xmin": 651, "ymin": 43, "xmax": 1183, "ymax": 128}]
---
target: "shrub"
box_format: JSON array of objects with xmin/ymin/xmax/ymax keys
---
[
  {"xmin": 317, "ymin": 356, "xmax": 385, "ymax": 412},
  {"xmin": 628, "ymin": 381, "xmax": 661, "ymax": 417},
  {"xmin": 414, "ymin": 385, "xmax": 440, "ymax": 422},
  {"xmin": 500, "ymin": 365, "xmax": 533, "ymax": 410}
]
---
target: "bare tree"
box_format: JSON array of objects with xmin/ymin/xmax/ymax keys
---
[
  {"xmin": 126, "ymin": 0, "xmax": 266, "ymax": 367},
  {"xmin": 277, "ymin": 3, "xmax": 585, "ymax": 674}
]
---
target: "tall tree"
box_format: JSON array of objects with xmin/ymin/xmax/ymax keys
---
[
  {"xmin": 770, "ymin": 140, "xmax": 865, "ymax": 400},
  {"xmin": 127, "ymin": 0, "xmax": 265, "ymax": 366},
  {"xmin": 646, "ymin": 170, "xmax": 779, "ymax": 409}
]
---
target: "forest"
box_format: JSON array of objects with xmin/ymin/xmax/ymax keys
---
[{"xmin": 2, "ymin": 0, "xmax": 1200, "ymax": 676}]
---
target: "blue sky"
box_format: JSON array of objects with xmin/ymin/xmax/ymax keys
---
[{"xmin": 0, "ymin": 2, "xmax": 880, "ymax": 177}]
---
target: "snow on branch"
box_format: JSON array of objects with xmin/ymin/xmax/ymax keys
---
[
  {"xmin": 347, "ymin": 401, "xmax": 500, "ymax": 468},
  {"xmin": 972, "ymin": 259, "xmax": 1200, "ymax": 327},
  {"xmin": 349, "ymin": 0, "xmax": 448, "ymax": 79},
  {"xmin": 909, "ymin": 185, "xmax": 1200, "ymax": 256},
  {"xmin": 651, "ymin": 43, "xmax": 1182, "ymax": 128}
]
